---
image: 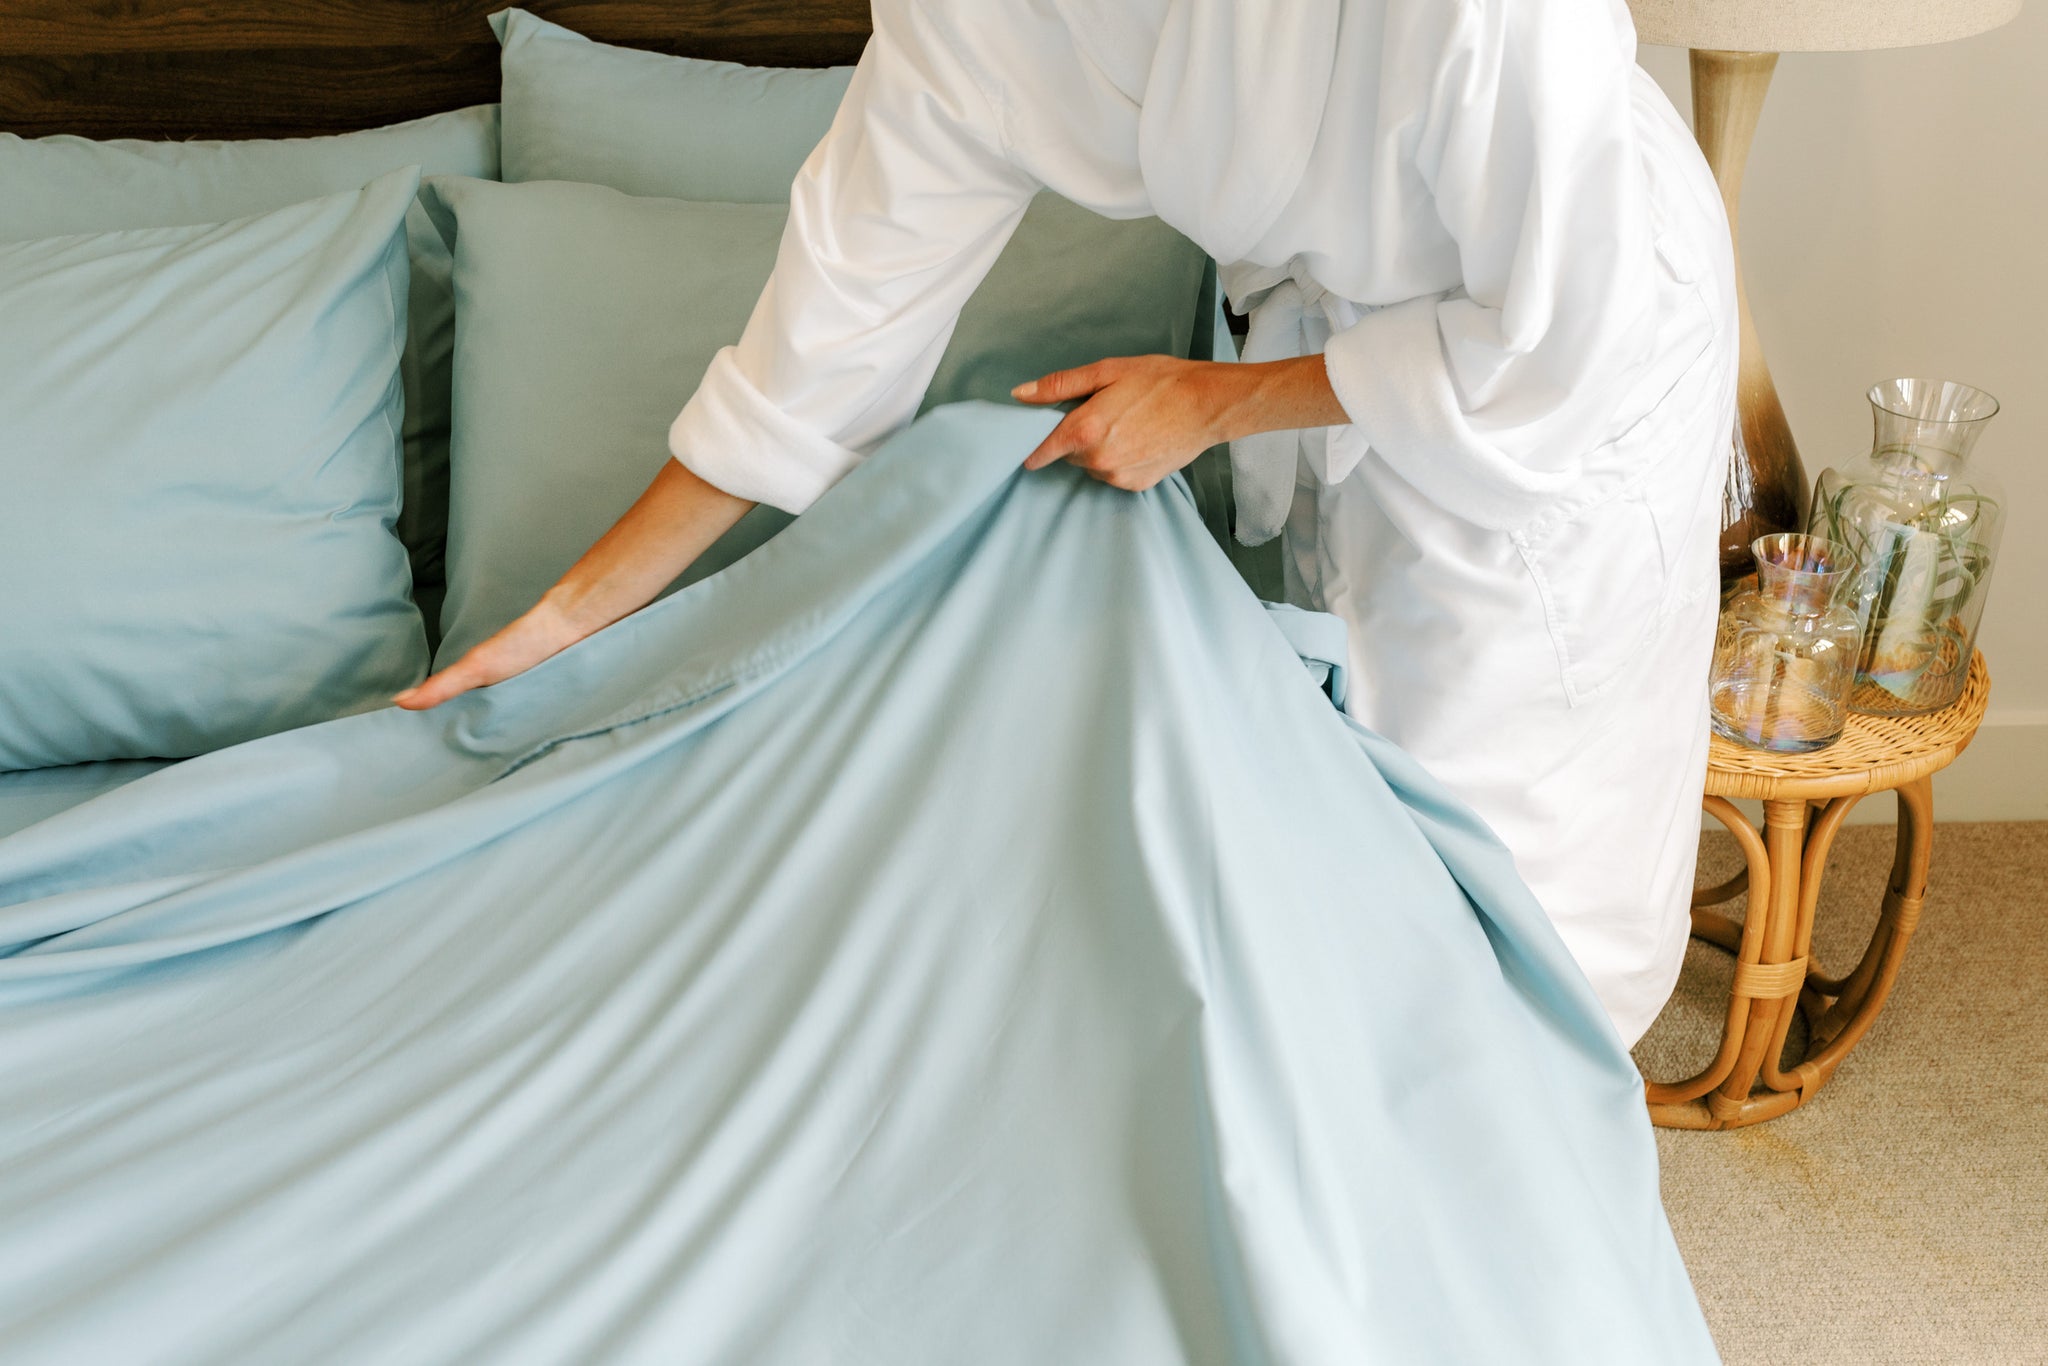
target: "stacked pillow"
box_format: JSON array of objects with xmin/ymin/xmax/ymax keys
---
[
  {"xmin": 0, "ymin": 106, "xmax": 500, "ymax": 625},
  {"xmin": 490, "ymin": 8, "xmax": 855, "ymax": 200},
  {"xmin": 0, "ymin": 9, "xmax": 1219, "ymax": 777},
  {"xmin": 0, "ymin": 171, "xmax": 430, "ymax": 769},
  {"xmin": 432, "ymin": 8, "xmax": 1212, "ymax": 660},
  {"xmin": 423, "ymin": 180, "xmax": 791, "ymax": 662}
]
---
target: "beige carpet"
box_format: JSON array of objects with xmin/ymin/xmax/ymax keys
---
[{"xmin": 1635, "ymin": 822, "xmax": 2048, "ymax": 1365}]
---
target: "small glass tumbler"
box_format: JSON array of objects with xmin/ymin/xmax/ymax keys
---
[{"xmin": 1709, "ymin": 534, "xmax": 1865, "ymax": 753}]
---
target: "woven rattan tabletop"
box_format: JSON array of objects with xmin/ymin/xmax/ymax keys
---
[{"xmin": 1706, "ymin": 653, "xmax": 1991, "ymax": 803}]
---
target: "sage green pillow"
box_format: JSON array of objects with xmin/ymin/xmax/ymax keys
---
[
  {"xmin": 484, "ymin": 3, "xmax": 1207, "ymax": 355},
  {"xmin": 490, "ymin": 8, "xmax": 853, "ymax": 200},
  {"xmin": 0, "ymin": 171, "xmax": 428, "ymax": 771},
  {"xmin": 0, "ymin": 107, "xmax": 502, "ymax": 628},
  {"xmin": 484, "ymin": 18, "xmax": 1218, "ymax": 462},
  {"xmin": 425, "ymin": 176, "xmax": 1209, "ymax": 665},
  {"xmin": 426, "ymin": 179, "xmax": 790, "ymax": 666}
]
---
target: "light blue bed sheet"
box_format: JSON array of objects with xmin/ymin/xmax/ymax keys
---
[
  {"xmin": 0, "ymin": 759, "xmax": 172, "ymax": 839},
  {"xmin": 0, "ymin": 403, "xmax": 1717, "ymax": 1364}
]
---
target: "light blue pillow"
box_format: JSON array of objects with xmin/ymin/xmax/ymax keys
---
[
  {"xmin": 423, "ymin": 176, "xmax": 1211, "ymax": 665},
  {"xmin": 0, "ymin": 107, "xmax": 503, "ymax": 626},
  {"xmin": 490, "ymin": 8, "xmax": 853, "ymax": 200},
  {"xmin": 0, "ymin": 170, "xmax": 429, "ymax": 771}
]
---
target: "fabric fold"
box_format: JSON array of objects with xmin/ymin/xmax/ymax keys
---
[
  {"xmin": 0, "ymin": 401, "xmax": 1714, "ymax": 1365},
  {"xmin": 0, "ymin": 403, "xmax": 1058, "ymax": 966}
]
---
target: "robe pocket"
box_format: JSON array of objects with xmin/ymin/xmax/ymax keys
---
[
  {"xmin": 1519, "ymin": 265, "xmax": 1724, "ymax": 707},
  {"xmin": 1517, "ymin": 409, "xmax": 1725, "ymax": 709},
  {"xmin": 1516, "ymin": 486, "xmax": 1673, "ymax": 708}
]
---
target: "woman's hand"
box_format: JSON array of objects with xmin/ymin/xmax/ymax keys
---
[
  {"xmin": 1012, "ymin": 353, "xmax": 1349, "ymax": 489},
  {"xmin": 394, "ymin": 460, "xmax": 754, "ymax": 710},
  {"xmin": 392, "ymin": 594, "xmax": 599, "ymax": 711},
  {"xmin": 1012, "ymin": 355, "xmax": 1232, "ymax": 490}
]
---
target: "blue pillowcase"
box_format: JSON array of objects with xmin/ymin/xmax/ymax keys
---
[
  {"xmin": 0, "ymin": 107, "xmax": 504, "ymax": 623},
  {"xmin": 0, "ymin": 170, "xmax": 429, "ymax": 771}
]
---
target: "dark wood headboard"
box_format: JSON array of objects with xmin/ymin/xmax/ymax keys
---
[{"xmin": 0, "ymin": 1, "xmax": 872, "ymax": 141}]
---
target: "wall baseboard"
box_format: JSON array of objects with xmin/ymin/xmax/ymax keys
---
[
  {"xmin": 1902, "ymin": 710, "xmax": 2048, "ymax": 825},
  {"xmin": 1706, "ymin": 710, "xmax": 2048, "ymax": 830}
]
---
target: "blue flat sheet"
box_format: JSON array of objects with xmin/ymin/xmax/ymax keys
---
[
  {"xmin": 0, "ymin": 759, "xmax": 171, "ymax": 840},
  {"xmin": 0, "ymin": 404, "xmax": 1716, "ymax": 1364}
]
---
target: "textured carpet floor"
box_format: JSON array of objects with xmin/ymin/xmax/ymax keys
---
[{"xmin": 1636, "ymin": 821, "xmax": 2048, "ymax": 1365}]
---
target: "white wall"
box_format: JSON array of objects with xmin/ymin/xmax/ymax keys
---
[{"xmin": 1639, "ymin": 12, "xmax": 2048, "ymax": 823}]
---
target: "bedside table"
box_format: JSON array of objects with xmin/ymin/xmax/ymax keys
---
[{"xmin": 1644, "ymin": 653, "xmax": 1991, "ymax": 1129}]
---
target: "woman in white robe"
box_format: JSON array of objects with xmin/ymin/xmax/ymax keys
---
[{"xmin": 402, "ymin": 0, "xmax": 1738, "ymax": 1044}]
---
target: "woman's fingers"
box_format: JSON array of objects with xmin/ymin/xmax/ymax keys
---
[
  {"xmin": 1010, "ymin": 358, "xmax": 1123, "ymax": 406},
  {"xmin": 1017, "ymin": 365, "xmax": 1104, "ymax": 469},
  {"xmin": 392, "ymin": 602, "xmax": 583, "ymax": 710},
  {"xmin": 396, "ymin": 653, "xmax": 507, "ymax": 711},
  {"xmin": 1022, "ymin": 399, "xmax": 1113, "ymax": 471},
  {"xmin": 392, "ymin": 651, "xmax": 496, "ymax": 711},
  {"xmin": 1016, "ymin": 354, "xmax": 1219, "ymax": 486}
]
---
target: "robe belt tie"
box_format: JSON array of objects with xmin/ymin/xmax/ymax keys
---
[{"xmin": 1226, "ymin": 268, "xmax": 1369, "ymax": 546}]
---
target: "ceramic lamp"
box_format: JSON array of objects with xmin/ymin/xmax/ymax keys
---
[{"xmin": 1625, "ymin": 0, "xmax": 2022, "ymax": 583}]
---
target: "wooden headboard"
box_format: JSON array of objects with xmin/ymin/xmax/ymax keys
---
[{"xmin": 0, "ymin": 1, "xmax": 872, "ymax": 141}]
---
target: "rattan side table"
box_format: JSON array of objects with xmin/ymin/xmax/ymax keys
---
[{"xmin": 1644, "ymin": 652, "xmax": 1991, "ymax": 1130}]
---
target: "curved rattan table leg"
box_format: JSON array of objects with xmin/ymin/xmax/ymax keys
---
[
  {"xmin": 1802, "ymin": 803, "xmax": 1855, "ymax": 997},
  {"xmin": 1759, "ymin": 794, "xmax": 1864, "ymax": 1095},
  {"xmin": 1703, "ymin": 800, "xmax": 1810, "ymax": 1125},
  {"xmin": 1646, "ymin": 798, "xmax": 1773, "ymax": 1121},
  {"xmin": 1688, "ymin": 906, "xmax": 1745, "ymax": 954},
  {"xmin": 1802, "ymin": 778, "xmax": 1934, "ymax": 1079},
  {"xmin": 1693, "ymin": 867, "xmax": 1750, "ymax": 910}
]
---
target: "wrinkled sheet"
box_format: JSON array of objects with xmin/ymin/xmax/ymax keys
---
[
  {"xmin": 0, "ymin": 759, "xmax": 172, "ymax": 840},
  {"xmin": 0, "ymin": 404, "xmax": 1716, "ymax": 1364}
]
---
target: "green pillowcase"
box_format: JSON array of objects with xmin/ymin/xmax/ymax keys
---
[
  {"xmin": 0, "ymin": 107, "xmax": 502, "ymax": 627},
  {"xmin": 919, "ymin": 193, "xmax": 1211, "ymax": 415},
  {"xmin": 426, "ymin": 179, "xmax": 792, "ymax": 666},
  {"xmin": 425, "ymin": 176, "xmax": 1211, "ymax": 664},
  {"xmin": 485, "ymin": 4, "xmax": 1208, "ymax": 366},
  {"xmin": 486, "ymin": 6, "xmax": 1210, "ymax": 401},
  {"xmin": 490, "ymin": 8, "xmax": 852, "ymax": 200},
  {"xmin": 0, "ymin": 171, "xmax": 429, "ymax": 771},
  {"xmin": 458, "ymin": 11, "xmax": 1212, "ymax": 655}
]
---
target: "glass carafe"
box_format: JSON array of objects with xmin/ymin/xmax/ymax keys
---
[
  {"xmin": 1807, "ymin": 379, "xmax": 2002, "ymax": 716},
  {"xmin": 1709, "ymin": 534, "xmax": 1865, "ymax": 753}
]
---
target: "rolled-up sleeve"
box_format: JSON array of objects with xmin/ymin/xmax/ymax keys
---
[
  {"xmin": 1323, "ymin": 0, "xmax": 1663, "ymax": 533},
  {"xmin": 669, "ymin": 0, "xmax": 1039, "ymax": 512}
]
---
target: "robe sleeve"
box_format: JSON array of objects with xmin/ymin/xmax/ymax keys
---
[
  {"xmin": 1320, "ymin": 0, "xmax": 1667, "ymax": 533},
  {"xmin": 667, "ymin": 0, "xmax": 1039, "ymax": 512}
]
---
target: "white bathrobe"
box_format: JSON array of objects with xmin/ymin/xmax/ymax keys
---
[{"xmin": 668, "ymin": 0, "xmax": 1738, "ymax": 1044}]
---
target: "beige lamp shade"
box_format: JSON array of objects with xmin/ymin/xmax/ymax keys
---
[{"xmin": 1628, "ymin": 0, "xmax": 2022, "ymax": 52}]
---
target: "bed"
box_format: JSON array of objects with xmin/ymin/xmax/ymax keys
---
[{"xmin": 0, "ymin": 6, "xmax": 1718, "ymax": 1363}]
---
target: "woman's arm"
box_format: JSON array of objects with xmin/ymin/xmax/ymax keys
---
[
  {"xmin": 393, "ymin": 462, "xmax": 753, "ymax": 710},
  {"xmin": 1014, "ymin": 353, "xmax": 1346, "ymax": 489},
  {"xmin": 667, "ymin": 2, "xmax": 1039, "ymax": 512},
  {"xmin": 400, "ymin": 5, "xmax": 1040, "ymax": 713},
  {"xmin": 396, "ymin": 351, "xmax": 1331, "ymax": 710}
]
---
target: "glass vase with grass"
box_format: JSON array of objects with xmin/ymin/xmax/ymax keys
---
[{"xmin": 1807, "ymin": 379, "xmax": 2001, "ymax": 716}]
